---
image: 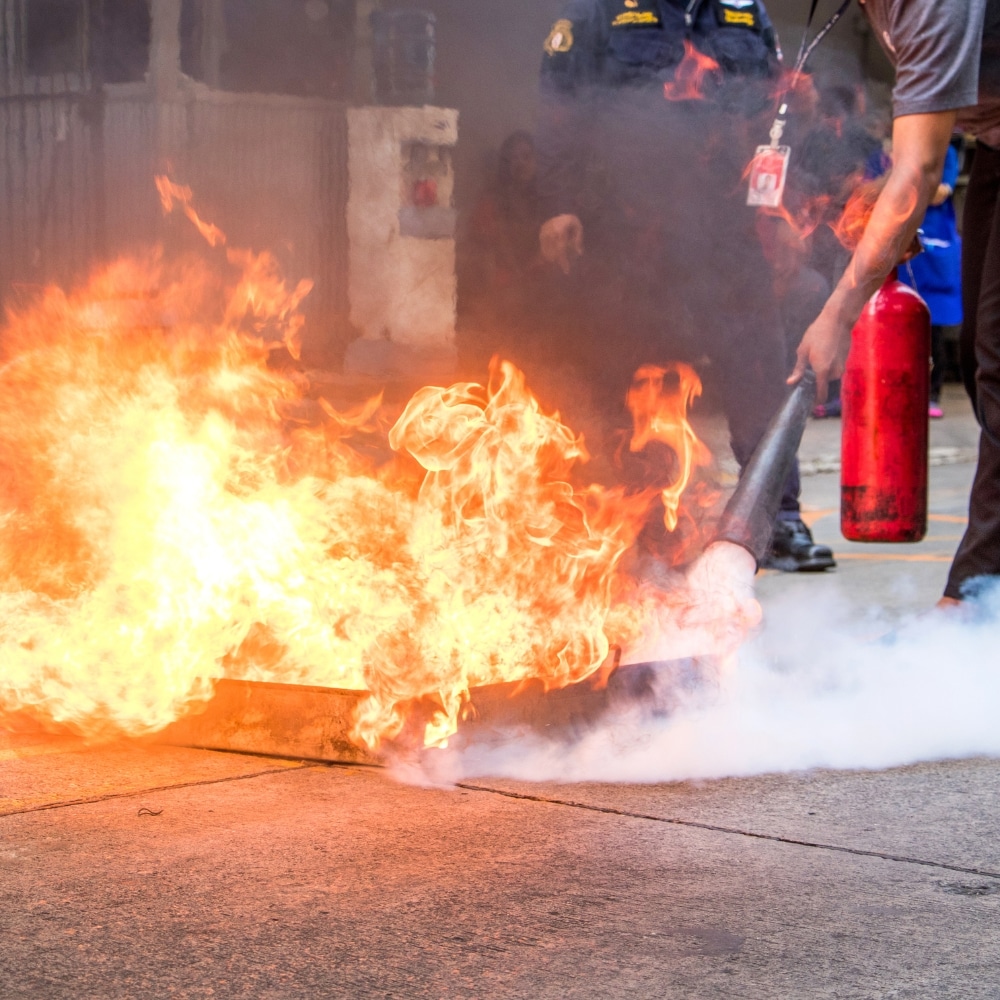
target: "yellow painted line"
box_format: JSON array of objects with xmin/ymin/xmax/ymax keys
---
[
  {"xmin": 803, "ymin": 509, "xmax": 968, "ymax": 528},
  {"xmin": 800, "ymin": 509, "xmax": 838, "ymax": 528},
  {"xmin": 834, "ymin": 552, "xmax": 954, "ymax": 563}
]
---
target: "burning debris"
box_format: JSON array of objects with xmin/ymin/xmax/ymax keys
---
[{"xmin": 0, "ymin": 181, "xmax": 764, "ymax": 757}]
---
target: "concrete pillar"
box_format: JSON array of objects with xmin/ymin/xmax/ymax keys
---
[
  {"xmin": 147, "ymin": 0, "xmax": 184, "ymax": 242},
  {"xmin": 199, "ymin": 0, "xmax": 228, "ymax": 90},
  {"xmin": 345, "ymin": 105, "xmax": 459, "ymax": 380},
  {"xmin": 148, "ymin": 0, "xmax": 182, "ymax": 100}
]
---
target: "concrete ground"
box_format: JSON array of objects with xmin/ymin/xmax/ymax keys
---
[{"xmin": 3, "ymin": 383, "xmax": 998, "ymax": 999}]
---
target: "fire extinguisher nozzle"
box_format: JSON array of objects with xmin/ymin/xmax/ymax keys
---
[{"xmin": 713, "ymin": 372, "xmax": 817, "ymax": 566}]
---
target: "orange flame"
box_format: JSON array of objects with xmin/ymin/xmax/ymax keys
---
[
  {"xmin": 156, "ymin": 175, "xmax": 311, "ymax": 360},
  {"xmin": 764, "ymin": 197, "xmax": 832, "ymax": 243},
  {"xmin": 663, "ymin": 40, "xmax": 720, "ymax": 102},
  {"xmin": 0, "ymin": 183, "xmax": 716, "ymax": 750},
  {"xmin": 155, "ymin": 176, "xmax": 227, "ymax": 248},
  {"xmin": 830, "ymin": 176, "xmax": 887, "ymax": 252},
  {"xmin": 626, "ymin": 364, "xmax": 711, "ymax": 532}
]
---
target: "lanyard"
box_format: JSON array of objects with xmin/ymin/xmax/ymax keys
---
[
  {"xmin": 749, "ymin": 0, "xmax": 853, "ymax": 206},
  {"xmin": 792, "ymin": 0, "xmax": 853, "ymax": 80},
  {"xmin": 769, "ymin": 0, "xmax": 853, "ymax": 147}
]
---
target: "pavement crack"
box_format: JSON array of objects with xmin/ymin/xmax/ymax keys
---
[
  {"xmin": 0, "ymin": 763, "xmax": 320, "ymax": 818},
  {"xmin": 458, "ymin": 783, "xmax": 1000, "ymax": 882}
]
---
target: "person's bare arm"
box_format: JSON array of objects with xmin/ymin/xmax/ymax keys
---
[{"xmin": 789, "ymin": 111, "xmax": 957, "ymax": 400}]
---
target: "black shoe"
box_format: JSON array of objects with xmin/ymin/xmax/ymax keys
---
[{"xmin": 762, "ymin": 519, "xmax": 836, "ymax": 573}]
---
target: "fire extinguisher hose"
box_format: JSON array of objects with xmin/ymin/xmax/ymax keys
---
[{"xmin": 713, "ymin": 370, "xmax": 818, "ymax": 566}]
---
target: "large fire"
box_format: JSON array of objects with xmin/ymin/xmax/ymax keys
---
[{"xmin": 0, "ymin": 181, "xmax": 727, "ymax": 750}]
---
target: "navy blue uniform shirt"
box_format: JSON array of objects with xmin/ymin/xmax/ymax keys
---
[
  {"xmin": 540, "ymin": 0, "xmax": 779, "ymax": 94},
  {"xmin": 537, "ymin": 0, "xmax": 780, "ymax": 220}
]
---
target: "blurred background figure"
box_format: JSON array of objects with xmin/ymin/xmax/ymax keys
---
[{"xmin": 457, "ymin": 130, "xmax": 546, "ymax": 370}]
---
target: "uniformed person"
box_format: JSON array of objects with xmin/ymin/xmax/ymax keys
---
[{"xmin": 535, "ymin": 0, "xmax": 836, "ymax": 572}]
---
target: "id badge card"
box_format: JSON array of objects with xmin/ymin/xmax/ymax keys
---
[{"xmin": 747, "ymin": 145, "xmax": 791, "ymax": 208}]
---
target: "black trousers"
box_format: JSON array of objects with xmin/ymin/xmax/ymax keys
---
[
  {"xmin": 946, "ymin": 143, "xmax": 1000, "ymax": 599},
  {"xmin": 574, "ymin": 211, "xmax": 802, "ymax": 519}
]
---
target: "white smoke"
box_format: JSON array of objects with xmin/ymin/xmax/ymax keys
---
[{"xmin": 419, "ymin": 578, "xmax": 1000, "ymax": 785}]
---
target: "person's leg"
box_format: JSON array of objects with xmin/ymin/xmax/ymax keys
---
[
  {"xmin": 958, "ymin": 148, "xmax": 999, "ymax": 410},
  {"xmin": 713, "ymin": 312, "xmax": 835, "ymax": 572},
  {"xmin": 946, "ymin": 144, "xmax": 1000, "ymax": 599},
  {"xmin": 769, "ymin": 264, "xmax": 834, "ymax": 566},
  {"xmin": 713, "ymin": 305, "xmax": 788, "ymax": 475}
]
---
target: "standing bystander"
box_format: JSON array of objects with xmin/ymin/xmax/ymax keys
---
[{"xmin": 459, "ymin": 131, "xmax": 545, "ymax": 369}]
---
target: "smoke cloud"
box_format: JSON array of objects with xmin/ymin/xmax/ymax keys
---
[{"xmin": 419, "ymin": 581, "xmax": 1000, "ymax": 786}]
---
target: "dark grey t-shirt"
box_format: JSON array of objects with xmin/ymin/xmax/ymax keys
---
[{"xmin": 860, "ymin": 0, "xmax": 1000, "ymax": 145}]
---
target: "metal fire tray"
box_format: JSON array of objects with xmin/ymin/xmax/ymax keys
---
[{"xmin": 157, "ymin": 656, "xmax": 709, "ymax": 765}]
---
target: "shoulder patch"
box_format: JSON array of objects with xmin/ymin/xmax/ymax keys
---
[
  {"xmin": 545, "ymin": 19, "xmax": 575, "ymax": 55},
  {"xmin": 612, "ymin": 10, "xmax": 661, "ymax": 27},
  {"xmin": 714, "ymin": 0, "xmax": 761, "ymax": 30}
]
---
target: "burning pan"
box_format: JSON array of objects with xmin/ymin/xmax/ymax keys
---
[{"xmin": 156, "ymin": 655, "xmax": 710, "ymax": 765}]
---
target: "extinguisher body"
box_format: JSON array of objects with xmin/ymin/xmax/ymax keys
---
[{"xmin": 841, "ymin": 270, "xmax": 930, "ymax": 543}]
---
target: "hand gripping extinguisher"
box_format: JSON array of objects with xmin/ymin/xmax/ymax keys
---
[{"xmin": 841, "ymin": 268, "xmax": 931, "ymax": 543}]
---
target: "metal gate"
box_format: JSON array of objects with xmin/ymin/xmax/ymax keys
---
[
  {"xmin": 0, "ymin": 0, "xmax": 106, "ymax": 302},
  {"xmin": 0, "ymin": 0, "xmax": 351, "ymax": 360}
]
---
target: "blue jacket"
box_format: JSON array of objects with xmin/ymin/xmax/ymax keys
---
[{"xmin": 900, "ymin": 144, "xmax": 963, "ymax": 327}]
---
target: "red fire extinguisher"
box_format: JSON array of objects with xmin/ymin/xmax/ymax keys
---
[{"xmin": 841, "ymin": 268, "xmax": 931, "ymax": 543}]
